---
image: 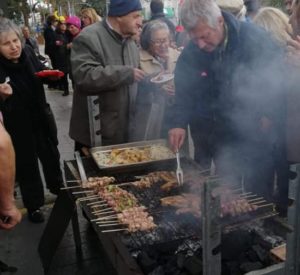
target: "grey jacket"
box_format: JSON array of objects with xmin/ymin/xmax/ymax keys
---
[{"xmin": 69, "ymin": 20, "xmax": 139, "ymax": 146}]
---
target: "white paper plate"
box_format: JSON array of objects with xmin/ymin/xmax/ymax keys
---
[{"xmin": 150, "ymin": 73, "xmax": 174, "ymax": 84}]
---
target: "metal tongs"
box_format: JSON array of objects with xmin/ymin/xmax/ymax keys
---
[{"xmin": 175, "ymin": 149, "xmax": 184, "ymax": 186}]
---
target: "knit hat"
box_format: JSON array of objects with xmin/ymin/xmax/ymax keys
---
[
  {"xmin": 108, "ymin": 0, "xmax": 142, "ymax": 17},
  {"xmin": 66, "ymin": 16, "xmax": 81, "ymax": 29}
]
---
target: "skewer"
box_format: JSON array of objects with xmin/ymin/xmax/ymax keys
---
[
  {"xmin": 92, "ymin": 214, "xmax": 118, "ymax": 222},
  {"xmin": 101, "ymin": 228, "xmax": 128, "ymax": 233},
  {"xmin": 239, "ymin": 193, "xmax": 256, "ymax": 198},
  {"xmin": 255, "ymin": 203, "xmax": 274, "ymax": 209},
  {"xmin": 96, "ymin": 219, "xmax": 119, "ymax": 224},
  {"xmin": 98, "ymin": 223, "xmax": 120, "ymax": 227},
  {"xmin": 92, "ymin": 209, "xmax": 114, "ymax": 215},
  {"xmin": 87, "ymin": 201, "xmax": 106, "ymax": 206},
  {"xmin": 114, "ymin": 182, "xmax": 137, "ymax": 187},
  {"xmin": 250, "ymin": 201, "xmax": 266, "ymax": 206},
  {"xmin": 248, "ymin": 197, "xmax": 264, "ymax": 203},
  {"xmin": 90, "ymin": 203, "xmax": 108, "ymax": 208},
  {"xmin": 61, "ymin": 185, "xmax": 82, "ymax": 190},
  {"xmin": 66, "ymin": 179, "xmax": 82, "ymax": 183},
  {"xmin": 72, "ymin": 190, "xmax": 94, "ymax": 195},
  {"xmin": 77, "ymin": 195, "xmax": 100, "ymax": 202}
]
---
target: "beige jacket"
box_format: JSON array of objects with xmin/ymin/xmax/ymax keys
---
[{"xmin": 133, "ymin": 47, "xmax": 180, "ymax": 140}]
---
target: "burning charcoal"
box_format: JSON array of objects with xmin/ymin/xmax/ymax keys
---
[
  {"xmin": 137, "ymin": 251, "xmax": 157, "ymax": 274},
  {"xmin": 148, "ymin": 266, "xmax": 165, "ymax": 275},
  {"xmin": 240, "ymin": 262, "xmax": 264, "ymax": 273},
  {"xmin": 221, "ymin": 231, "xmax": 252, "ymax": 261},
  {"xmin": 251, "ymin": 245, "xmax": 269, "ymax": 263},
  {"xmin": 183, "ymin": 256, "xmax": 202, "ymax": 275},
  {"xmin": 176, "ymin": 252, "xmax": 186, "ymax": 269}
]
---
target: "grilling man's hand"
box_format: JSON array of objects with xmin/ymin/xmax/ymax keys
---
[
  {"xmin": 168, "ymin": 128, "xmax": 186, "ymax": 152},
  {"xmin": 133, "ymin": 68, "xmax": 145, "ymax": 82}
]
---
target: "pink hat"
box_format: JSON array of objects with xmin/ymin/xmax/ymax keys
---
[{"xmin": 66, "ymin": 16, "xmax": 81, "ymax": 29}]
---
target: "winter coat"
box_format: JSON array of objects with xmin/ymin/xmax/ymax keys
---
[
  {"xmin": 69, "ymin": 20, "xmax": 140, "ymax": 146},
  {"xmin": 172, "ymin": 12, "xmax": 285, "ymax": 148},
  {"xmin": 0, "ymin": 46, "xmax": 58, "ymax": 168},
  {"xmin": 53, "ymin": 30, "xmax": 70, "ymax": 73},
  {"xmin": 133, "ymin": 47, "xmax": 179, "ymax": 140},
  {"xmin": 44, "ymin": 25, "xmax": 56, "ymax": 57}
]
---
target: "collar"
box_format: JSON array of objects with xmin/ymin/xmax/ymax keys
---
[{"xmin": 104, "ymin": 18, "xmax": 126, "ymax": 43}]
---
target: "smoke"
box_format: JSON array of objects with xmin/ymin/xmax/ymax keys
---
[{"xmin": 211, "ymin": 44, "xmax": 287, "ymax": 199}]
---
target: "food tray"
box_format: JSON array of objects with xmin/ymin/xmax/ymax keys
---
[{"xmin": 90, "ymin": 139, "xmax": 176, "ymax": 172}]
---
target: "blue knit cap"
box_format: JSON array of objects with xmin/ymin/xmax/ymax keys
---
[{"xmin": 108, "ymin": 0, "xmax": 142, "ymax": 17}]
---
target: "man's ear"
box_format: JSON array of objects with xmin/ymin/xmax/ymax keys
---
[{"xmin": 218, "ymin": 16, "xmax": 224, "ymax": 27}]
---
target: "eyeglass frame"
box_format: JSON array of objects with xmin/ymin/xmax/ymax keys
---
[{"xmin": 150, "ymin": 38, "xmax": 170, "ymax": 47}]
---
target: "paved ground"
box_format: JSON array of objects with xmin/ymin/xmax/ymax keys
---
[{"xmin": 0, "ymin": 88, "xmax": 116, "ymax": 274}]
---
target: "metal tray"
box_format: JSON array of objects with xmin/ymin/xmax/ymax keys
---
[{"xmin": 90, "ymin": 139, "xmax": 176, "ymax": 172}]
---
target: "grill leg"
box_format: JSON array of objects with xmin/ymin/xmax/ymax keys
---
[{"xmin": 71, "ymin": 207, "xmax": 83, "ymax": 258}]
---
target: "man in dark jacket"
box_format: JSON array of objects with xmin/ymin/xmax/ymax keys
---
[
  {"xmin": 150, "ymin": 0, "xmax": 176, "ymax": 43},
  {"xmin": 169, "ymin": 0, "xmax": 285, "ymax": 199},
  {"xmin": 70, "ymin": 0, "xmax": 145, "ymax": 150},
  {"xmin": 43, "ymin": 15, "xmax": 58, "ymax": 89}
]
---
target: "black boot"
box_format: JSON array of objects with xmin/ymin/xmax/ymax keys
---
[{"xmin": 62, "ymin": 90, "xmax": 69, "ymax": 96}]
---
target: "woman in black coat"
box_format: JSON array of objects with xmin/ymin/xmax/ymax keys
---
[
  {"xmin": 54, "ymin": 20, "xmax": 70, "ymax": 96},
  {"xmin": 0, "ymin": 18, "xmax": 63, "ymax": 223}
]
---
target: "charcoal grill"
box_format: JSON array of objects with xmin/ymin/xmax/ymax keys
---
[{"xmin": 65, "ymin": 156, "xmax": 278, "ymax": 273}]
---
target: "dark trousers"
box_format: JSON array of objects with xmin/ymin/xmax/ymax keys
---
[{"xmin": 16, "ymin": 129, "xmax": 63, "ymax": 211}]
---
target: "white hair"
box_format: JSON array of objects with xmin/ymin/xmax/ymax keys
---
[{"xmin": 180, "ymin": 0, "xmax": 222, "ymax": 31}]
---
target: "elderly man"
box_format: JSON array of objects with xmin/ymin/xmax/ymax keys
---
[
  {"xmin": 0, "ymin": 122, "xmax": 21, "ymax": 230},
  {"xmin": 70, "ymin": 0, "xmax": 145, "ymax": 150},
  {"xmin": 169, "ymin": 0, "xmax": 285, "ymax": 200}
]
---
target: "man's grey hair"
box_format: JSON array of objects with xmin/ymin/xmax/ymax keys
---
[
  {"xmin": 140, "ymin": 20, "xmax": 170, "ymax": 51},
  {"xmin": 180, "ymin": 0, "xmax": 222, "ymax": 31},
  {"xmin": 0, "ymin": 18, "xmax": 24, "ymax": 46}
]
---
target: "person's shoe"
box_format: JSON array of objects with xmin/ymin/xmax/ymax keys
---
[
  {"xmin": 28, "ymin": 209, "xmax": 45, "ymax": 223},
  {"xmin": 62, "ymin": 91, "xmax": 69, "ymax": 96}
]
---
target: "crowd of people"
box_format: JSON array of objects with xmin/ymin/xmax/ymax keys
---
[{"xmin": 0, "ymin": 0, "xmax": 299, "ymax": 236}]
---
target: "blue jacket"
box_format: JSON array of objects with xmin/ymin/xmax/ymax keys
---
[{"xmin": 172, "ymin": 12, "xmax": 285, "ymax": 144}]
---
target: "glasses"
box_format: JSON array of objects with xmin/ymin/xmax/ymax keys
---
[{"xmin": 151, "ymin": 38, "xmax": 170, "ymax": 47}]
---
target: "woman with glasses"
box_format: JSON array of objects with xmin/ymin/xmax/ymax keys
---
[{"xmin": 133, "ymin": 20, "xmax": 180, "ymax": 141}]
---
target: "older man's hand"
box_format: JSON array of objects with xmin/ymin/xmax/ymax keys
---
[
  {"xmin": 133, "ymin": 68, "xmax": 145, "ymax": 82},
  {"xmin": 168, "ymin": 128, "xmax": 186, "ymax": 152}
]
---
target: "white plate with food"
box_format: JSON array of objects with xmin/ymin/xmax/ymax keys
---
[{"xmin": 150, "ymin": 73, "xmax": 174, "ymax": 84}]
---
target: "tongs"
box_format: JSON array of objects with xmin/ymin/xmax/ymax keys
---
[{"xmin": 175, "ymin": 149, "xmax": 184, "ymax": 186}]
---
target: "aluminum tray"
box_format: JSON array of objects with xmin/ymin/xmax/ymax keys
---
[{"xmin": 90, "ymin": 139, "xmax": 176, "ymax": 172}]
